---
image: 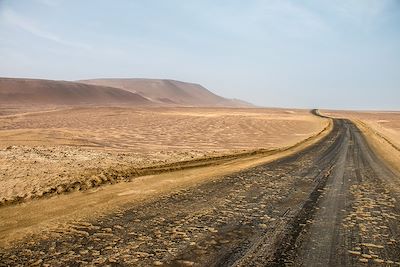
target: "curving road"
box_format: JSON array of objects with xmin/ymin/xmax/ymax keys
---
[{"xmin": 1, "ymin": 118, "xmax": 400, "ymax": 266}]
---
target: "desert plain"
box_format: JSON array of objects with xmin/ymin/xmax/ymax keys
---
[
  {"xmin": 1, "ymin": 79, "xmax": 399, "ymax": 266},
  {"xmin": 0, "ymin": 106, "xmax": 328, "ymax": 206}
]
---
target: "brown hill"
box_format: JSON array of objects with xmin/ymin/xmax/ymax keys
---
[
  {"xmin": 78, "ymin": 78, "xmax": 253, "ymax": 107},
  {"xmin": 0, "ymin": 77, "xmax": 152, "ymax": 106}
]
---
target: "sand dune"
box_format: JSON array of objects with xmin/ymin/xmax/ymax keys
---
[
  {"xmin": 79, "ymin": 78, "xmax": 253, "ymax": 107},
  {"xmin": 0, "ymin": 77, "xmax": 152, "ymax": 106}
]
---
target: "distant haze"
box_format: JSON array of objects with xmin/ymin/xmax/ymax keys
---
[{"xmin": 0, "ymin": 0, "xmax": 399, "ymax": 110}]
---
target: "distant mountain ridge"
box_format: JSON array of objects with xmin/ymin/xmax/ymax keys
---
[
  {"xmin": 0, "ymin": 78, "xmax": 151, "ymax": 106},
  {"xmin": 0, "ymin": 77, "xmax": 253, "ymax": 107},
  {"xmin": 78, "ymin": 78, "xmax": 254, "ymax": 107}
]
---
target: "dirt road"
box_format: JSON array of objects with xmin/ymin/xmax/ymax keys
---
[{"xmin": 1, "ymin": 118, "xmax": 399, "ymax": 266}]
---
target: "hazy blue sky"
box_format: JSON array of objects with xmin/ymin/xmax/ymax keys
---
[{"xmin": 0, "ymin": 0, "xmax": 399, "ymax": 109}]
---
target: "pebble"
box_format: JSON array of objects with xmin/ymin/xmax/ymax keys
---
[{"xmin": 178, "ymin": 260, "xmax": 195, "ymax": 266}]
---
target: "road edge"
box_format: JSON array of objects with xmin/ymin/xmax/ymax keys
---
[{"xmin": 351, "ymin": 119, "xmax": 400, "ymax": 175}]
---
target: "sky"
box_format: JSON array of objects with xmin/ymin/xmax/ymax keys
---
[{"xmin": 0, "ymin": 0, "xmax": 399, "ymax": 110}]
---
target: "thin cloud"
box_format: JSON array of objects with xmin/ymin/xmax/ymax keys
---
[
  {"xmin": 314, "ymin": 0, "xmax": 396, "ymax": 30},
  {"xmin": 178, "ymin": 0, "xmax": 328, "ymax": 41},
  {"xmin": 34, "ymin": 0, "xmax": 62, "ymax": 7},
  {"xmin": 2, "ymin": 8, "xmax": 91, "ymax": 50}
]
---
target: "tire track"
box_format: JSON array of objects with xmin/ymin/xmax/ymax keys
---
[{"xmin": 1, "ymin": 118, "xmax": 399, "ymax": 266}]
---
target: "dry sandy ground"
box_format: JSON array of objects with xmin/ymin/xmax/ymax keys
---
[
  {"xmin": 323, "ymin": 110, "xmax": 400, "ymax": 173},
  {"xmin": 0, "ymin": 107, "xmax": 327, "ymax": 205}
]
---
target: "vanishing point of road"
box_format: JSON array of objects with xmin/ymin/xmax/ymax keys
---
[{"xmin": 1, "ymin": 115, "xmax": 400, "ymax": 266}]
